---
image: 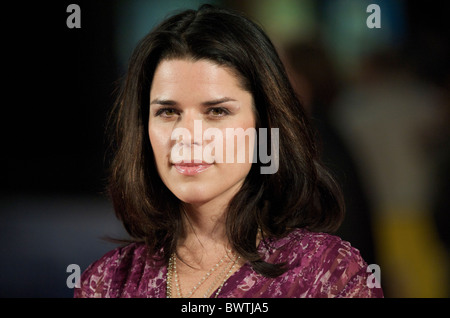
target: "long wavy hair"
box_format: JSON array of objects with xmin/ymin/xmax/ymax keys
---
[{"xmin": 107, "ymin": 4, "xmax": 344, "ymax": 278}]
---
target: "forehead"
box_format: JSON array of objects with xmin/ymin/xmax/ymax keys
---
[{"xmin": 150, "ymin": 59, "xmax": 248, "ymax": 95}]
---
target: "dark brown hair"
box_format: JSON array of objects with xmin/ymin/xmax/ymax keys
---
[{"xmin": 108, "ymin": 4, "xmax": 344, "ymax": 277}]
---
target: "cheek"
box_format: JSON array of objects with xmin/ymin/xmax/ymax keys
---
[
  {"xmin": 225, "ymin": 119, "xmax": 256, "ymax": 164},
  {"xmin": 148, "ymin": 125, "xmax": 171, "ymax": 161}
]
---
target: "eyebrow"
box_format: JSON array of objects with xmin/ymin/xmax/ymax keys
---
[{"xmin": 150, "ymin": 97, "xmax": 237, "ymax": 107}]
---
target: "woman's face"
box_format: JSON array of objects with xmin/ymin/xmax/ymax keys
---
[{"xmin": 149, "ymin": 59, "xmax": 256, "ymax": 207}]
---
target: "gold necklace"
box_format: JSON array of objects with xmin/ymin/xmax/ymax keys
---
[
  {"xmin": 166, "ymin": 252, "xmax": 240, "ymax": 298},
  {"xmin": 203, "ymin": 254, "xmax": 240, "ymax": 298}
]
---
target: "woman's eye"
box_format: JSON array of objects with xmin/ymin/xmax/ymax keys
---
[
  {"xmin": 208, "ymin": 107, "xmax": 229, "ymax": 117},
  {"xmin": 155, "ymin": 108, "xmax": 178, "ymax": 117}
]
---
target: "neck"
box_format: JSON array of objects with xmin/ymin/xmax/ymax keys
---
[
  {"xmin": 180, "ymin": 200, "xmax": 229, "ymax": 251},
  {"xmin": 176, "ymin": 180, "xmax": 245, "ymax": 263}
]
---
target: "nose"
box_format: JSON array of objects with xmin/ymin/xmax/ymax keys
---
[
  {"xmin": 174, "ymin": 112, "xmax": 203, "ymax": 146},
  {"xmin": 170, "ymin": 113, "xmax": 204, "ymax": 163}
]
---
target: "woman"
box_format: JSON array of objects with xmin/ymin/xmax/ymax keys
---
[{"xmin": 75, "ymin": 4, "xmax": 383, "ymax": 298}]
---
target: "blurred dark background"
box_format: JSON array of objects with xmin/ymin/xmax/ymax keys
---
[{"xmin": 1, "ymin": 0, "xmax": 448, "ymax": 297}]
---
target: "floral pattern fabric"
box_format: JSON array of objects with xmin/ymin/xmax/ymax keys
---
[{"xmin": 75, "ymin": 228, "xmax": 383, "ymax": 298}]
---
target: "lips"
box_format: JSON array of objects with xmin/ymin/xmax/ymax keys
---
[{"xmin": 173, "ymin": 161, "xmax": 213, "ymax": 175}]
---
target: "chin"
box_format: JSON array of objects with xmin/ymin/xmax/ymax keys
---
[{"xmin": 170, "ymin": 185, "xmax": 212, "ymax": 205}]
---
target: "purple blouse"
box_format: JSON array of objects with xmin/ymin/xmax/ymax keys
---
[{"xmin": 74, "ymin": 228, "xmax": 383, "ymax": 298}]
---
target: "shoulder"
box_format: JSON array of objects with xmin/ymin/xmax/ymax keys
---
[
  {"xmin": 263, "ymin": 228, "xmax": 362, "ymax": 262},
  {"xmin": 261, "ymin": 228, "xmax": 383, "ymax": 297},
  {"xmin": 74, "ymin": 241, "xmax": 151, "ymax": 298}
]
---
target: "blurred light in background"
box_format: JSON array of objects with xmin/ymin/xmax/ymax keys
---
[{"xmin": 321, "ymin": 0, "xmax": 406, "ymax": 78}]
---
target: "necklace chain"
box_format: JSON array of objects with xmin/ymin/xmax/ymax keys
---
[
  {"xmin": 174, "ymin": 253, "xmax": 226, "ymax": 298},
  {"xmin": 166, "ymin": 251, "xmax": 240, "ymax": 298},
  {"xmin": 203, "ymin": 254, "xmax": 240, "ymax": 298}
]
